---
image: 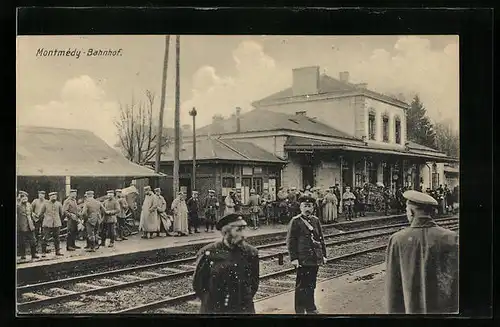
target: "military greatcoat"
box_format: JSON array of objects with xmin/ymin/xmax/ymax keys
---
[
  {"xmin": 193, "ymin": 241, "xmax": 259, "ymax": 314},
  {"xmin": 385, "ymin": 216, "xmax": 459, "ymax": 314}
]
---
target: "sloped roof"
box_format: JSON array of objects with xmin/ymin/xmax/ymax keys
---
[
  {"xmin": 160, "ymin": 137, "xmax": 285, "ymax": 163},
  {"xmin": 196, "ymin": 109, "xmax": 359, "ymax": 140},
  {"xmin": 406, "ymin": 141, "xmax": 442, "ymax": 153},
  {"xmin": 254, "ymin": 74, "xmax": 409, "ymax": 108},
  {"xmin": 285, "ymin": 136, "xmax": 454, "ymax": 162},
  {"xmin": 16, "ymin": 126, "xmax": 161, "ymax": 177}
]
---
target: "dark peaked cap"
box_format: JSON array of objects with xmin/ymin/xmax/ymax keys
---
[
  {"xmin": 298, "ymin": 195, "xmax": 316, "ymax": 204},
  {"xmin": 216, "ymin": 213, "xmax": 248, "ymax": 231},
  {"xmin": 403, "ymin": 190, "xmax": 438, "ymax": 206}
]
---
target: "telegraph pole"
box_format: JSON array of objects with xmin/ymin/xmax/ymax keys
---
[
  {"xmin": 173, "ymin": 35, "xmax": 181, "ymax": 195},
  {"xmin": 189, "ymin": 107, "xmax": 198, "ymax": 191},
  {"xmin": 154, "ymin": 35, "xmax": 171, "ymax": 174}
]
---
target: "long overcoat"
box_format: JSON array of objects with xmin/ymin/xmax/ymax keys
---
[
  {"xmin": 193, "ymin": 241, "xmax": 259, "ymax": 314},
  {"xmin": 171, "ymin": 197, "xmax": 189, "ymax": 234},
  {"xmin": 40, "ymin": 200, "xmax": 63, "ymax": 228},
  {"xmin": 139, "ymin": 194, "xmax": 159, "ymax": 232},
  {"xmin": 385, "ymin": 216, "xmax": 459, "ymax": 314},
  {"xmin": 17, "ymin": 202, "xmax": 35, "ymax": 232}
]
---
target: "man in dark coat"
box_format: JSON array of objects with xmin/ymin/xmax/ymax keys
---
[
  {"xmin": 385, "ymin": 190, "xmax": 458, "ymax": 314},
  {"xmin": 81, "ymin": 190, "xmax": 104, "ymax": 252},
  {"xmin": 17, "ymin": 191, "xmax": 39, "ymax": 261},
  {"xmin": 31, "ymin": 190, "xmax": 47, "ymax": 247},
  {"xmin": 193, "ymin": 213, "xmax": 259, "ymax": 314},
  {"xmin": 186, "ymin": 190, "xmax": 201, "ymax": 234},
  {"xmin": 62, "ymin": 189, "xmax": 80, "ymax": 251},
  {"xmin": 203, "ymin": 190, "xmax": 219, "ymax": 232},
  {"xmin": 286, "ymin": 195, "xmax": 327, "ymax": 314}
]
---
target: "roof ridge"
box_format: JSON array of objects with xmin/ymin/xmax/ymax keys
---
[{"xmin": 215, "ymin": 139, "xmax": 251, "ymax": 160}]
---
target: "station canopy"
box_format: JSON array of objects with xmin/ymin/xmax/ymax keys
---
[{"xmin": 16, "ymin": 126, "xmax": 162, "ymax": 177}]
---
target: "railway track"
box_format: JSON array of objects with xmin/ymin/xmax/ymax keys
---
[{"xmin": 17, "ymin": 217, "xmax": 458, "ymax": 314}]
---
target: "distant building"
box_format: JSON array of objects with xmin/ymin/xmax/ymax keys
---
[
  {"xmin": 16, "ymin": 126, "xmax": 161, "ymax": 200},
  {"xmin": 175, "ymin": 66, "xmax": 457, "ymax": 204}
]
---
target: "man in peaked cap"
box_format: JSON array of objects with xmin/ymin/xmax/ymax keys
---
[
  {"xmin": 203, "ymin": 190, "xmax": 219, "ymax": 232},
  {"xmin": 101, "ymin": 190, "xmax": 121, "ymax": 247},
  {"xmin": 31, "ymin": 190, "xmax": 47, "ymax": 247},
  {"xmin": 385, "ymin": 190, "xmax": 458, "ymax": 314},
  {"xmin": 193, "ymin": 213, "xmax": 259, "ymax": 314},
  {"xmin": 38, "ymin": 192, "xmax": 64, "ymax": 257},
  {"xmin": 115, "ymin": 189, "xmax": 129, "ymax": 241},
  {"xmin": 155, "ymin": 187, "xmax": 170, "ymax": 237},
  {"xmin": 17, "ymin": 191, "xmax": 39, "ymax": 261},
  {"xmin": 246, "ymin": 188, "xmax": 261, "ymax": 230},
  {"xmin": 186, "ymin": 190, "xmax": 201, "ymax": 234},
  {"xmin": 62, "ymin": 189, "xmax": 80, "ymax": 251},
  {"xmin": 139, "ymin": 186, "xmax": 160, "ymax": 238},
  {"xmin": 286, "ymin": 194, "xmax": 327, "ymax": 314},
  {"xmin": 80, "ymin": 190, "xmax": 105, "ymax": 252}
]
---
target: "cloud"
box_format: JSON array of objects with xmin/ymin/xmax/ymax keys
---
[
  {"xmin": 348, "ymin": 36, "xmax": 459, "ymax": 127},
  {"xmin": 17, "ymin": 75, "xmax": 120, "ymax": 146},
  {"xmin": 180, "ymin": 40, "xmax": 289, "ymax": 127},
  {"xmin": 180, "ymin": 36, "xmax": 459, "ymax": 130}
]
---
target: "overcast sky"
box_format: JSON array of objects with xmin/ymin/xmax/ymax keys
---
[{"xmin": 17, "ymin": 35, "xmax": 459, "ymax": 146}]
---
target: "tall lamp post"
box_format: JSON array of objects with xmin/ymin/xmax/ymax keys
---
[{"xmin": 189, "ymin": 107, "xmax": 198, "ymax": 191}]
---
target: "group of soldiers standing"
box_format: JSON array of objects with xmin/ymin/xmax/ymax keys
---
[
  {"xmin": 192, "ymin": 189, "xmax": 458, "ymax": 314},
  {"xmin": 16, "ymin": 188, "xmax": 130, "ymax": 260}
]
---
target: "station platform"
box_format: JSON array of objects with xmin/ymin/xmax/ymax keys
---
[
  {"xmin": 16, "ymin": 213, "xmax": 407, "ymax": 284},
  {"xmin": 255, "ymin": 263, "xmax": 387, "ymax": 315}
]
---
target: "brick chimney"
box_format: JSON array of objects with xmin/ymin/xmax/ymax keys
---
[
  {"xmin": 339, "ymin": 71, "xmax": 350, "ymax": 83},
  {"xmin": 235, "ymin": 107, "xmax": 242, "ymax": 132},
  {"xmin": 292, "ymin": 66, "xmax": 320, "ymax": 96}
]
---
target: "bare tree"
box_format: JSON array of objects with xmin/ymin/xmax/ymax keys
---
[{"xmin": 114, "ymin": 90, "xmax": 172, "ymax": 165}]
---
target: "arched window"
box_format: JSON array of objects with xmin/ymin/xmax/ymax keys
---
[
  {"xmin": 382, "ymin": 113, "xmax": 390, "ymax": 143},
  {"xmin": 394, "ymin": 116, "xmax": 402, "ymax": 144},
  {"xmin": 368, "ymin": 109, "xmax": 376, "ymax": 140}
]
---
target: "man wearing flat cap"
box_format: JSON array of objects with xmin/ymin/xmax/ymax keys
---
[
  {"xmin": 62, "ymin": 189, "xmax": 80, "ymax": 251},
  {"xmin": 31, "ymin": 190, "xmax": 47, "ymax": 247},
  {"xmin": 17, "ymin": 191, "xmax": 39, "ymax": 261},
  {"xmin": 38, "ymin": 192, "xmax": 64, "ymax": 257},
  {"xmin": 193, "ymin": 213, "xmax": 259, "ymax": 314},
  {"xmin": 80, "ymin": 190, "xmax": 105, "ymax": 251},
  {"xmin": 101, "ymin": 190, "xmax": 121, "ymax": 247},
  {"xmin": 203, "ymin": 190, "xmax": 219, "ymax": 232},
  {"xmin": 385, "ymin": 190, "xmax": 458, "ymax": 314},
  {"xmin": 286, "ymin": 194, "xmax": 327, "ymax": 314}
]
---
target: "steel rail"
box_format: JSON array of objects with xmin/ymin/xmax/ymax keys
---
[
  {"xmin": 113, "ymin": 225, "xmax": 459, "ymax": 314},
  {"xmin": 17, "ymin": 219, "xmax": 458, "ymax": 311}
]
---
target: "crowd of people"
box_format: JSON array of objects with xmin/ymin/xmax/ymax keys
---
[{"xmin": 16, "ymin": 181, "xmax": 459, "ymax": 262}]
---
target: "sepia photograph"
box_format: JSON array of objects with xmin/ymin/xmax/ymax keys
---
[{"xmin": 16, "ymin": 34, "xmax": 460, "ymax": 315}]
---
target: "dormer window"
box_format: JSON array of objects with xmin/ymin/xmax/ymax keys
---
[
  {"xmin": 382, "ymin": 114, "xmax": 389, "ymax": 143},
  {"xmin": 395, "ymin": 116, "xmax": 402, "ymax": 144},
  {"xmin": 368, "ymin": 111, "xmax": 376, "ymax": 140}
]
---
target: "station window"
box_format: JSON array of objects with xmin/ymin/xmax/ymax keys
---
[
  {"xmin": 382, "ymin": 115, "xmax": 389, "ymax": 143},
  {"xmin": 395, "ymin": 117, "xmax": 402, "ymax": 144},
  {"xmin": 252, "ymin": 177, "xmax": 263, "ymax": 195},
  {"xmin": 221, "ymin": 165, "xmax": 235, "ymax": 175},
  {"xmin": 222, "ymin": 177, "xmax": 235, "ymax": 196},
  {"xmin": 368, "ymin": 111, "xmax": 376, "ymax": 140}
]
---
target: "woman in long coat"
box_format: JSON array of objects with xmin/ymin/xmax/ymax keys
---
[
  {"xmin": 224, "ymin": 190, "xmax": 236, "ymax": 215},
  {"xmin": 139, "ymin": 186, "xmax": 159, "ymax": 239},
  {"xmin": 171, "ymin": 192, "xmax": 189, "ymax": 236},
  {"xmin": 322, "ymin": 189, "xmax": 338, "ymax": 223}
]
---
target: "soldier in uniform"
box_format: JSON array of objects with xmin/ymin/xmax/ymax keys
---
[
  {"xmin": 31, "ymin": 190, "xmax": 47, "ymax": 248},
  {"xmin": 246, "ymin": 188, "xmax": 261, "ymax": 230},
  {"xmin": 186, "ymin": 190, "xmax": 201, "ymax": 234},
  {"xmin": 115, "ymin": 189, "xmax": 129, "ymax": 241},
  {"xmin": 193, "ymin": 213, "xmax": 259, "ymax": 314},
  {"xmin": 155, "ymin": 188, "xmax": 170, "ymax": 236},
  {"xmin": 38, "ymin": 192, "xmax": 64, "ymax": 257},
  {"xmin": 277, "ymin": 187, "xmax": 288, "ymax": 224},
  {"xmin": 17, "ymin": 191, "xmax": 39, "ymax": 261},
  {"xmin": 203, "ymin": 190, "xmax": 219, "ymax": 232},
  {"xmin": 386, "ymin": 190, "xmax": 458, "ymax": 314},
  {"xmin": 101, "ymin": 190, "xmax": 120, "ymax": 247},
  {"xmin": 342, "ymin": 186, "xmax": 356, "ymax": 221},
  {"xmin": 287, "ymin": 195, "xmax": 327, "ymax": 314},
  {"xmin": 332, "ymin": 184, "xmax": 341, "ymax": 215},
  {"xmin": 62, "ymin": 189, "xmax": 80, "ymax": 251},
  {"xmin": 81, "ymin": 190, "xmax": 104, "ymax": 252}
]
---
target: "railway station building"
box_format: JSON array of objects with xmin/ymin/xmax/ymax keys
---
[
  {"xmin": 172, "ymin": 66, "xmax": 457, "ymax": 204},
  {"xmin": 16, "ymin": 126, "xmax": 162, "ymax": 201}
]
